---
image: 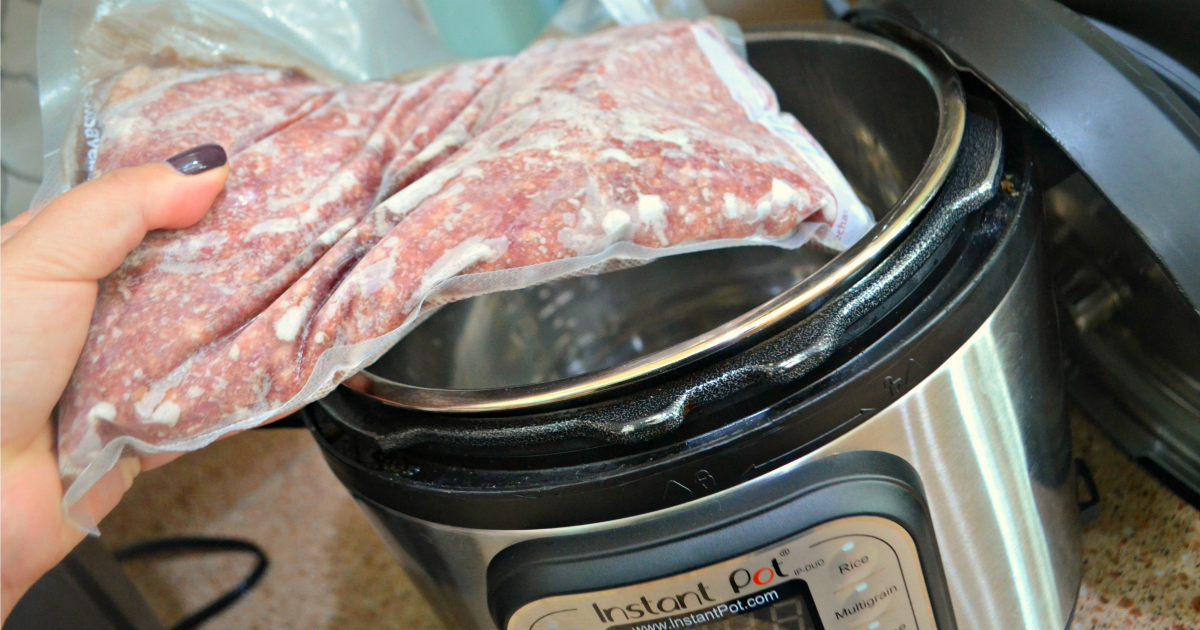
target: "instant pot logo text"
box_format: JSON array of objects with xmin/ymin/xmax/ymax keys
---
[
  {"xmin": 591, "ymin": 559, "xmax": 790, "ymax": 624},
  {"xmin": 728, "ymin": 559, "xmax": 786, "ymax": 593},
  {"xmin": 591, "ymin": 583, "xmax": 717, "ymax": 622}
]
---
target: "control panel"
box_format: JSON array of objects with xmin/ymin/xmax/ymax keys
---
[{"xmin": 505, "ymin": 516, "xmax": 937, "ymax": 630}]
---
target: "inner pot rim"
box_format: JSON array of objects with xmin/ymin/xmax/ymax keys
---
[{"xmin": 347, "ymin": 24, "xmax": 966, "ymax": 413}]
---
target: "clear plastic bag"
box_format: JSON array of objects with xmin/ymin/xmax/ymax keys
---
[
  {"xmin": 42, "ymin": 0, "xmax": 873, "ymax": 533},
  {"xmin": 31, "ymin": 0, "xmax": 458, "ymax": 214},
  {"xmin": 550, "ymin": 0, "xmax": 745, "ymax": 57}
]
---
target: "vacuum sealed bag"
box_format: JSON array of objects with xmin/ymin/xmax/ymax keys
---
[{"xmin": 42, "ymin": 1, "xmax": 873, "ymax": 530}]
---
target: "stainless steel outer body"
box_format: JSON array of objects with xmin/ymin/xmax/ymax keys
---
[{"xmin": 354, "ymin": 237, "xmax": 1081, "ymax": 630}]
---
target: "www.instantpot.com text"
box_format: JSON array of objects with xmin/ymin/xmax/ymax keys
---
[{"xmin": 622, "ymin": 589, "xmax": 781, "ymax": 630}]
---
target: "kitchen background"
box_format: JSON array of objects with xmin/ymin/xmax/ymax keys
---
[
  {"xmin": 1, "ymin": 0, "xmax": 41, "ymax": 222},
  {"xmin": 1, "ymin": 1, "xmax": 1197, "ymax": 629}
]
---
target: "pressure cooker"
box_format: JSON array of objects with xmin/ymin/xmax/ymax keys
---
[{"xmin": 301, "ymin": 1, "xmax": 1200, "ymax": 629}]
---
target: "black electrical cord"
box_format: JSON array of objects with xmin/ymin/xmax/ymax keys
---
[{"xmin": 113, "ymin": 537, "xmax": 269, "ymax": 630}]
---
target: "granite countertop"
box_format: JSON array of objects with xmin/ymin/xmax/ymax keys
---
[
  {"xmin": 1071, "ymin": 413, "xmax": 1200, "ymax": 629},
  {"xmin": 98, "ymin": 411, "xmax": 1200, "ymax": 630}
]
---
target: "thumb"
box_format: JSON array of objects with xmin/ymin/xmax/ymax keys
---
[
  {"xmin": 3, "ymin": 146, "xmax": 229, "ymax": 283},
  {"xmin": 0, "ymin": 145, "xmax": 228, "ymax": 451}
]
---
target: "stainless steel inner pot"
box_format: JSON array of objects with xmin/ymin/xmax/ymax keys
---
[{"xmin": 351, "ymin": 24, "xmax": 966, "ymax": 412}]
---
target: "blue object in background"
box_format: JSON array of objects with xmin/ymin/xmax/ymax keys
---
[{"xmin": 422, "ymin": 0, "xmax": 564, "ymax": 58}]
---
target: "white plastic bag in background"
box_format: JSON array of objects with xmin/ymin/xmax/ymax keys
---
[
  {"xmin": 550, "ymin": 0, "xmax": 745, "ymax": 57},
  {"xmin": 31, "ymin": 0, "xmax": 458, "ymax": 213}
]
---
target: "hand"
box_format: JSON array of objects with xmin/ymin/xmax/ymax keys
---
[{"xmin": 0, "ymin": 145, "xmax": 228, "ymax": 621}]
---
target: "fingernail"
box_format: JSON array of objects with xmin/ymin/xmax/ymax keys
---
[{"xmin": 167, "ymin": 143, "xmax": 227, "ymax": 175}]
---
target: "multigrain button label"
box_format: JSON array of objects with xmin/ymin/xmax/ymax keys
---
[{"xmin": 835, "ymin": 584, "xmax": 899, "ymax": 621}]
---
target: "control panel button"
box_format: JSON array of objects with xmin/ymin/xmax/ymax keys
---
[
  {"xmin": 829, "ymin": 575, "xmax": 903, "ymax": 625},
  {"xmin": 848, "ymin": 610, "xmax": 917, "ymax": 630},
  {"xmin": 826, "ymin": 538, "xmax": 886, "ymax": 586}
]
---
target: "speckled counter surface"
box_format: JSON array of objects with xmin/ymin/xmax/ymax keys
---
[
  {"xmin": 1069, "ymin": 412, "xmax": 1200, "ymax": 630},
  {"xmin": 99, "ymin": 412, "xmax": 1199, "ymax": 630}
]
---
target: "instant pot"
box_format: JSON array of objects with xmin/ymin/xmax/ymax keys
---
[{"xmin": 302, "ymin": 1, "xmax": 1200, "ymax": 629}]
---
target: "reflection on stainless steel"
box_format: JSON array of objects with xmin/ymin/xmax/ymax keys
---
[
  {"xmin": 354, "ymin": 24, "xmax": 966, "ymax": 413},
  {"xmin": 369, "ymin": 247, "xmax": 831, "ymax": 389},
  {"xmin": 1047, "ymin": 172, "xmax": 1200, "ymax": 496},
  {"xmin": 356, "ymin": 238, "xmax": 1081, "ymax": 630}
]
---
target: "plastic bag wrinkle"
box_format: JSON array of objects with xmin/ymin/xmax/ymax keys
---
[{"xmin": 57, "ymin": 60, "xmax": 506, "ymax": 497}]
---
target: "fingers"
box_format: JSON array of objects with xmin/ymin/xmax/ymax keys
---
[
  {"xmin": 0, "ymin": 152, "xmax": 228, "ymax": 451},
  {"xmin": 73, "ymin": 458, "xmax": 142, "ymax": 531},
  {"xmin": 0, "ymin": 425, "xmax": 86, "ymax": 621},
  {"xmin": 2, "ymin": 161, "xmax": 228, "ymax": 283},
  {"xmin": 0, "ymin": 149, "xmax": 232, "ymax": 620}
]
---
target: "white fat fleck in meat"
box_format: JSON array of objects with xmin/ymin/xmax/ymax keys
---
[
  {"xmin": 819, "ymin": 196, "xmax": 837, "ymax": 224},
  {"xmin": 636, "ymin": 193, "xmax": 669, "ymax": 244},
  {"xmin": 155, "ymin": 261, "xmax": 208, "ymax": 275},
  {"xmin": 161, "ymin": 231, "xmax": 229, "ymax": 259},
  {"xmin": 229, "ymin": 344, "xmax": 240, "ymax": 360},
  {"xmin": 86, "ymin": 402, "xmax": 117, "ymax": 425},
  {"xmin": 146, "ymin": 401, "xmax": 181, "ymax": 426},
  {"xmin": 314, "ymin": 332, "xmax": 329, "ymax": 344},
  {"xmin": 413, "ymin": 124, "xmax": 470, "ymax": 164},
  {"xmin": 274, "ymin": 298, "xmax": 315, "ymax": 342},
  {"xmin": 317, "ymin": 218, "xmax": 357, "ymax": 246},
  {"xmin": 248, "ymin": 217, "xmax": 301, "ymax": 236},
  {"xmin": 723, "ymin": 137, "xmax": 759, "ymax": 156},
  {"xmin": 723, "ymin": 193, "xmax": 748, "ymax": 219},
  {"xmin": 602, "ymin": 210, "xmax": 632, "ymax": 239},
  {"xmin": 636, "ymin": 194, "xmax": 666, "ymax": 224},
  {"xmin": 772, "ymin": 178, "xmax": 799, "ymax": 204},
  {"xmin": 619, "ymin": 121, "xmax": 693, "ymax": 154},
  {"xmin": 187, "ymin": 387, "xmax": 205, "ymax": 398},
  {"xmin": 335, "ymin": 251, "xmax": 399, "ymax": 307},
  {"xmin": 598, "ymin": 148, "xmax": 642, "ymax": 166},
  {"xmin": 303, "ymin": 168, "xmax": 365, "ymax": 214},
  {"xmin": 383, "ymin": 167, "xmax": 461, "ymax": 218},
  {"xmin": 752, "ymin": 178, "xmax": 809, "ymax": 223},
  {"xmin": 406, "ymin": 236, "xmax": 509, "ymax": 312}
]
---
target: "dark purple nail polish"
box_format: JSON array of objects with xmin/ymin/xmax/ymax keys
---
[{"xmin": 167, "ymin": 144, "xmax": 227, "ymax": 175}]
